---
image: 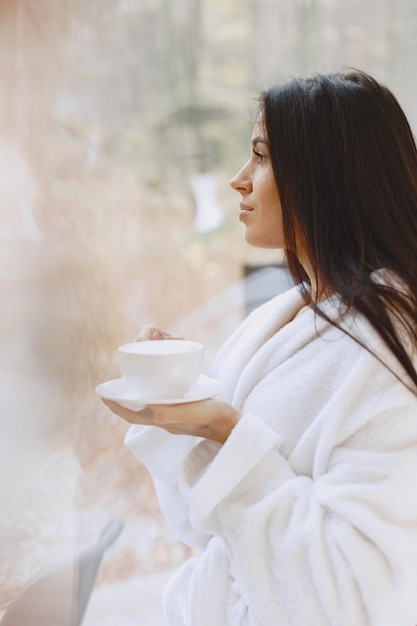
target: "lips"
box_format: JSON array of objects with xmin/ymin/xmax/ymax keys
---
[{"xmin": 239, "ymin": 203, "xmax": 254, "ymax": 217}]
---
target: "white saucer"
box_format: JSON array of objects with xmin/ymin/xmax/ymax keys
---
[{"xmin": 95, "ymin": 374, "xmax": 226, "ymax": 411}]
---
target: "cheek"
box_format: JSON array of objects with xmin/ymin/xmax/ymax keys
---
[
  {"xmin": 257, "ymin": 169, "xmax": 280, "ymax": 209},
  {"xmin": 265, "ymin": 196, "xmax": 285, "ymax": 244},
  {"xmin": 263, "ymin": 188, "xmax": 282, "ymax": 226}
]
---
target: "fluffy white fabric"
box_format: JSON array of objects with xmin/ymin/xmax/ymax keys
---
[{"xmin": 125, "ymin": 285, "xmax": 417, "ymax": 626}]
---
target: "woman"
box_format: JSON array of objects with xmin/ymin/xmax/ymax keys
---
[{"xmin": 104, "ymin": 71, "xmax": 417, "ymax": 625}]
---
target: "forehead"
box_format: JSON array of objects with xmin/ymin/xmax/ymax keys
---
[{"xmin": 251, "ymin": 115, "xmax": 266, "ymax": 141}]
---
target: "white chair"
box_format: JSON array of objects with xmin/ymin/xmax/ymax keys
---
[{"xmin": 0, "ymin": 518, "xmax": 124, "ymax": 626}]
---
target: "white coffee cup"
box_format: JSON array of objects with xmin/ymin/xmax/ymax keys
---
[{"xmin": 118, "ymin": 340, "xmax": 204, "ymax": 399}]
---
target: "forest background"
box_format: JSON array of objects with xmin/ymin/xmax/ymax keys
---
[{"xmin": 1, "ymin": 0, "xmax": 417, "ymax": 622}]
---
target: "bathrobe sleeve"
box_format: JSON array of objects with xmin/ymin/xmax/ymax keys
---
[{"xmin": 124, "ymin": 425, "xmax": 212, "ymax": 550}]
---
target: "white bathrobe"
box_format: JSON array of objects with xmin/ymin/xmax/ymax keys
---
[{"xmin": 125, "ymin": 285, "xmax": 417, "ymax": 626}]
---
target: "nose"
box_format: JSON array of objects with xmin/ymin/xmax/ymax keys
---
[{"xmin": 230, "ymin": 159, "xmax": 252, "ymax": 193}]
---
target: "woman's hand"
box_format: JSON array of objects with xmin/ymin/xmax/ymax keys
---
[
  {"xmin": 103, "ymin": 398, "xmax": 241, "ymax": 444},
  {"xmin": 136, "ymin": 325, "xmax": 183, "ymax": 341}
]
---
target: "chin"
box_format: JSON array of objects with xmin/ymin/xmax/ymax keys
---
[{"xmin": 245, "ymin": 231, "xmax": 284, "ymax": 249}]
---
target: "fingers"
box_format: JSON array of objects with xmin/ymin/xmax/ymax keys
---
[
  {"xmin": 102, "ymin": 399, "xmax": 154, "ymax": 425},
  {"xmin": 136, "ymin": 325, "xmax": 164, "ymax": 341},
  {"xmin": 136, "ymin": 325, "xmax": 183, "ymax": 341}
]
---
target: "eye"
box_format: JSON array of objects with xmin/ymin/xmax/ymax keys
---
[{"xmin": 252, "ymin": 148, "xmax": 266, "ymax": 163}]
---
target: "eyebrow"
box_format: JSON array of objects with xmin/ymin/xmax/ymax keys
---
[{"xmin": 251, "ymin": 136, "xmax": 268, "ymax": 145}]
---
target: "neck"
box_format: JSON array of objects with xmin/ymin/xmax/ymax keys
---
[{"xmin": 302, "ymin": 262, "xmax": 332, "ymax": 304}]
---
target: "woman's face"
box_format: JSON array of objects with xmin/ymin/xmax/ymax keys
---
[{"xmin": 230, "ymin": 118, "xmax": 284, "ymax": 249}]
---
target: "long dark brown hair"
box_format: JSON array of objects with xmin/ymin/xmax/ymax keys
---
[{"xmin": 262, "ymin": 70, "xmax": 417, "ymax": 389}]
